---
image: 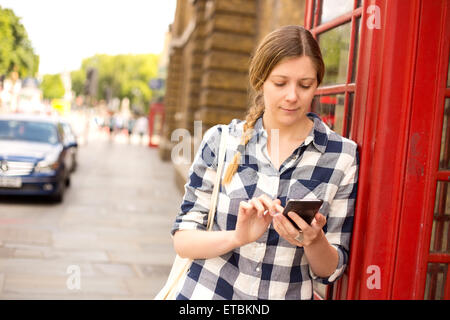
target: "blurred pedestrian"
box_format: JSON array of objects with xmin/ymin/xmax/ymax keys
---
[
  {"xmin": 113, "ymin": 114, "xmax": 124, "ymax": 135},
  {"xmin": 170, "ymin": 25, "xmax": 359, "ymax": 300},
  {"xmin": 127, "ymin": 116, "xmax": 136, "ymax": 143},
  {"xmin": 107, "ymin": 113, "xmax": 115, "ymax": 141},
  {"xmin": 134, "ymin": 115, "xmax": 148, "ymax": 144}
]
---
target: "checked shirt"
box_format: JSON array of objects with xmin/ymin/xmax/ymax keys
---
[{"xmin": 171, "ymin": 113, "xmax": 359, "ymax": 300}]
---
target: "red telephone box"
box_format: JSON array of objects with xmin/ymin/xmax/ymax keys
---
[
  {"xmin": 148, "ymin": 102, "xmax": 165, "ymax": 148},
  {"xmin": 305, "ymin": 0, "xmax": 450, "ymax": 300}
]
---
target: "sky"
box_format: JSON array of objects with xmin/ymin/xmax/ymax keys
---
[{"xmin": 0, "ymin": 0, "xmax": 177, "ymax": 75}]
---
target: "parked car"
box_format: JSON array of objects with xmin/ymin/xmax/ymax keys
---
[{"xmin": 0, "ymin": 114, "xmax": 74, "ymax": 202}]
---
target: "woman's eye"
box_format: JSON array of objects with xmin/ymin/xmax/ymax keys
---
[
  {"xmin": 300, "ymin": 85, "xmax": 311, "ymax": 89},
  {"xmin": 274, "ymin": 82, "xmax": 285, "ymax": 87}
]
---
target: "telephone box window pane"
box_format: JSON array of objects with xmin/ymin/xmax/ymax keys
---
[
  {"xmin": 312, "ymin": 0, "xmax": 318, "ymax": 27},
  {"xmin": 430, "ymin": 181, "xmax": 450, "ymax": 254},
  {"xmin": 320, "ymin": 0, "xmax": 354, "ymax": 24},
  {"xmin": 439, "ymin": 99, "xmax": 450, "ymax": 170},
  {"xmin": 351, "ymin": 17, "xmax": 362, "ymax": 83},
  {"xmin": 318, "ymin": 23, "xmax": 352, "ymax": 86},
  {"xmin": 346, "ymin": 93, "xmax": 354, "ymax": 138},
  {"xmin": 424, "ymin": 263, "xmax": 447, "ymax": 300},
  {"xmin": 311, "ymin": 94, "xmax": 345, "ymax": 135}
]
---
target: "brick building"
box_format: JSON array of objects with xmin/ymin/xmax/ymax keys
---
[{"xmin": 159, "ymin": 0, "xmax": 306, "ymax": 163}]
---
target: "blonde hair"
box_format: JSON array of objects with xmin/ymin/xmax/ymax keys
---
[{"xmin": 222, "ymin": 25, "xmax": 324, "ymax": 185}]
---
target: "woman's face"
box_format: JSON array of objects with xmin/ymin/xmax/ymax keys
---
[{"xmin": 262, "ymin": 55, "xmax": 318, "ymax": 128}]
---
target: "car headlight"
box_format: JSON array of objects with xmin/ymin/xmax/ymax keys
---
[
  {"xmin": 35, "ymin": 151, "xmax": 60, "ymax": 173},
  {"xmin": 35, "ymin": 159, "xmax": 60, "ymax": 173}
]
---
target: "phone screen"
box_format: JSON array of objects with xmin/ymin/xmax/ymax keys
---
[{"xmin": 282, "ymin": 199, "xmax": 323, "ymax": 229}]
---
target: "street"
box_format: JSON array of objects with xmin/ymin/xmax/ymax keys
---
[{"xmin": 0, "ymin": 127, "xmax": 182, "ymax": 299}]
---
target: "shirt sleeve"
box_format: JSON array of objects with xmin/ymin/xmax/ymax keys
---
[
  {"xmin": 171, "ymin": 125, "xmax": 222, "ymax": 236},
  {"xmin": 309, "ymin": 143, "xmax": 359, "ymax": 284}
]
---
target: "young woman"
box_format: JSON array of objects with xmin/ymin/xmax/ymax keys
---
[{"xmin": 171, "ymin": 25, "xmax": 359, "ymax": 300}]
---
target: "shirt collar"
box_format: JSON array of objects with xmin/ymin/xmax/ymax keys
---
[
  {"xmin": 306, "ymin": 112, "xmax": 328, "ymax": 154},
  {"xmin": 252, "ymin": 112, "xmax": 328, "ymax": 154}
]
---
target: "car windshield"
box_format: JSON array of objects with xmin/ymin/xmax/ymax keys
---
[{"xmin": 0, "ymin": 120, "xmax": 59, "ymax": 145}]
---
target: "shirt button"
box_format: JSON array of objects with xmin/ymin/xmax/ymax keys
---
[{"xmin": 256, "ymin": 267, "xmax": 261, "ymax": 272}]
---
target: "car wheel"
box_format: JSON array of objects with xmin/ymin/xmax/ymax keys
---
[
  {"xmin": 51, "ymin": 180, "xmax": 65, "ymax": 203},
  {"xmin": 51, "ymin": 190, "xmax": 64, "ymax": 203}
]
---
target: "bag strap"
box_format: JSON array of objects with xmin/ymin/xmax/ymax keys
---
[{"xmin": 206, "ymin": 125, "xmax": 228, "ymax": 231}]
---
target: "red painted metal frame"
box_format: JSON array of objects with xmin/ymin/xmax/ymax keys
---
[
  {"xmin": 392, "ymin": 0, "xmax": 450, "ymax": 299},
  {"xmin": 305, "ymin": 0, "xmax": 450, "ymax": 299},
  {"xmin": 346, "ymin": 0, "xmax": 425, "ymax": 299}
]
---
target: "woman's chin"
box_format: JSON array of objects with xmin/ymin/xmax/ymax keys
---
[{"xmin": 277, "ymin": 111, "xmax": 303, "ymax": 125}]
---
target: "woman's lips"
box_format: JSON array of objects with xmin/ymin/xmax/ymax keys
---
[{"xmin": 280, "ymin": 107, "xmax": 300, "ymax": 112}]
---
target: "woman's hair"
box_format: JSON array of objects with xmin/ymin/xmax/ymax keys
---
[{"xmin": 222, "ymin": 25, "xmax": 325, "ymax": 185}]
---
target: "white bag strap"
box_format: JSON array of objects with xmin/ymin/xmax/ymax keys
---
[{"xmin": 206, "ymin": 125, "xmax": 228, "ymax": 231}]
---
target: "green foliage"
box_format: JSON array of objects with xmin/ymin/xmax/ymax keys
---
[
  {"xmin": 41, "ymin": 74, "xmax": 65, "ymax": 100},
  {"xmin": 71, "ymin": 53, "xmax": 159, "ymax": 112},
  {"xmin": 70, "ymin": 69, "xmax": 85, "ymax": 97},
  {"xmin": 0, "ymin": 6, "xmax": 39, "ymax": 77},
  {"xmin": 318, "ymin": 23, "xmax": 351, "ymax": 86}
]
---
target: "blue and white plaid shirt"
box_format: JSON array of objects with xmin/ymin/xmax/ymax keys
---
[{"xmin": 171, "ymin": 113, "xmax": 359, "ymax": 300}]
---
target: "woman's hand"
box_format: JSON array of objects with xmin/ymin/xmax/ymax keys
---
[
  {"xmin": 273, "ymin": 208, "xmax": 327, "ymax": 247},
  {"xmin": 232, "ymin": 194, "xmax": 278, "ymax": 247}
]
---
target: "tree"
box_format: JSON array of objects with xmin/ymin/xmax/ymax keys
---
[
  {"xmin": 41, "ymin": 74, "xmax": 65, "ymax": 100},
  {"xmin": 70, "ymin": 69, "xmax": 85, "ymax": 97},
  {"xmin": 71, "ymin": 53, "xmax": 159, "ymax": 112},
  {"xmin": 0, "ymin": 7, "xmax": 39, "ymax": 77}
]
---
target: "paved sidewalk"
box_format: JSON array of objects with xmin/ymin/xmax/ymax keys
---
[{"xmin": 0, "ymin": 129, "xmax": 182, "ymax": 299}]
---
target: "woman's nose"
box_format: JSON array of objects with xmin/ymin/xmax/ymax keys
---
[{"xmin": 285, "ymin": 85, "xmax": 298, "ymax": 103}]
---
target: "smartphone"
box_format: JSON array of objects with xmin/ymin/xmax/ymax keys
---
[{"xmin": 282, "ymin": 199, "xmax": 323, "ymax": 230}]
